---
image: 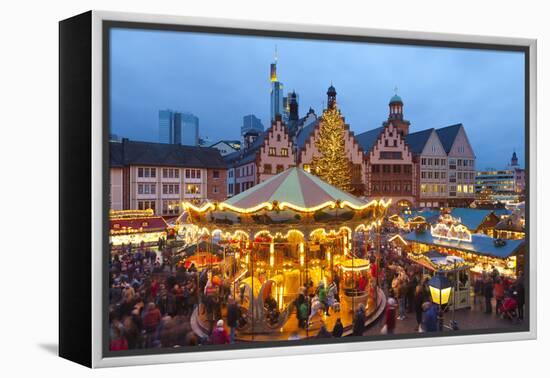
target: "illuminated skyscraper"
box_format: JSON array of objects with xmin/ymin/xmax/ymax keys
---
[{"xmin": 270, "ymin": 49, "xmax": 284, "ymax": 121}]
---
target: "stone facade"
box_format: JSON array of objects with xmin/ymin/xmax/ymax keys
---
[
  {"xmin": 257, "ymin": 118, "xmax": 295, "ymax": 183},
  {"xmin": 416, "ymin": 129, "xmax": 449, "ymax": 208},
  {"xmin": 365, "ymin": 122, "xmax": 415, "ymax": 206}
]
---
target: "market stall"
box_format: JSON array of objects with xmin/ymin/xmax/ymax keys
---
[
  {"xmin": 109, "ymin": 209, "xmax": 169, "ymax": 247},
  {"xmin": 407, "ymin": 250, "xmax": 473, "ymax": 310},
  {"xmin": 403, "ymin": 221, "xmax": 525, "ymax": 279}
]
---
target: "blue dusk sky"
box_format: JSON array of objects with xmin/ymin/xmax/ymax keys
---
[{"xmin": 110, "ymin": 28, "xmax": 526, "ymax": 170}]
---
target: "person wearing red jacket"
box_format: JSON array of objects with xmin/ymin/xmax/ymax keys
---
[{"xmin": 211, "ymin": 319, "xmax": 230, "ymax": 344}]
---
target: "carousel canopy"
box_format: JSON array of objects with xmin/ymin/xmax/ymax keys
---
[{"xmin": 219, "ymin": 167, "xmax": 380, "ymax": 213}]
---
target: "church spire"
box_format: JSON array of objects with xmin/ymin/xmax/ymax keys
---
[
  {"xmin": 327, "ymin": 83, "xmax": 337, "ymax": 109},
  {"xmin": 387, "ymin": 87, "xmax": 410, "ymax": 136}
]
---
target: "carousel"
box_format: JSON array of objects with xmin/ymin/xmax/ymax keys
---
[{"xmin": 181, "ymin": 167, "xmax": 390, "ymax": 340}]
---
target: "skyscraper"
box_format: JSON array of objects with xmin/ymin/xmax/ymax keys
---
[
  {"xmin": 270, "ymin": 50, "xmax": 284, "ymax": 121},
  {"xmin": 181, "ymin": 112, "xmax": 199, "ymax": 146},
  {"xmin": 241, "ymin": 114, "xmax": 264, "ymax": 138},
  {"xmin": 159, "ymin": 110, "xmax": 174, "ymax": 143},
  {"xmin": 158, "ymin": 110, "xmax": 199, "ymax": 146}
]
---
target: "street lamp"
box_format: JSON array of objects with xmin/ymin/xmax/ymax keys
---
[{"xmin": 428, "ymin": 271, "xmax": 452, "ymax": 331}]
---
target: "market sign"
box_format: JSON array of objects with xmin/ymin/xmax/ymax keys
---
[{"xmin": 430, "ymin": 222, "xmax": 472, "ymax": 243}]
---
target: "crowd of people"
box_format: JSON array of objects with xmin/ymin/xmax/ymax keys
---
[
  {"xmin": 109, "ymin": 243, "xmax": 205, "ymax": 351},
  {"xmin": 474, "ymin": 268, "xmax": 525, "ymax": 319},
  {"xmin": 109, "ymin": 233, "xmax": 525, "ymax": 351}
]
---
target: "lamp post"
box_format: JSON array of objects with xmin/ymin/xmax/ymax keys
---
[{"xmin": 428, "ymin": 271, "xmax": 452, "ymax": 331}]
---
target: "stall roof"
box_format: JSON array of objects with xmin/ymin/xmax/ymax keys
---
[
  {"xmin": 449, "ymin": 208, "xmax": 496, "ymax": 231},
  {"xmin": 403, "ymin": 209, "xmax": 440, "ymax": 223},
  {"xmin": 110, "ymin": 216, "xmax": 168, "ymax": 234},
  {"xmin": 410, "ymin": 250, "xmax": 471, "ymax": 272},
  {"xmin": 403, "ymin": 231, "xmax": 524, "ymax": 259}
]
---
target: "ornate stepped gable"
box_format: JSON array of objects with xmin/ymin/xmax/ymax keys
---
[
  {"xmin": 257, "ymin": 117, "xmax": 295, "ymax": 183},
  {"xmin": 294, "ymin": 85, "xmax": 368, "ymax": 195},
  {"xmin": 356, "ymin": 120, "xmax": 416, "ymax": 204},
  {"xmin": 296, "ymin": 111, "xmax": 367, "ymax": 195}
]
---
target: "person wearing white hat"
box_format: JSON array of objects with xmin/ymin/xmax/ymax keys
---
[{"xmin": 211, "ymin": 319, "xmax": 230, "ymax": 344}]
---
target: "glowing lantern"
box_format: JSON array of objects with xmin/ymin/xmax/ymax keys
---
[{"xmin": 428, "ymin": 271, "xmax": 452, "ymax": 306}]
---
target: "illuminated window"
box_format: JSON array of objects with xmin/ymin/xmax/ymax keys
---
[
  {"xmin": 186, "ymin": 184, "xmax": 201, "ymax": 194},
  {"xmin": 269, "ymin": 147, "xmax": 276, "ymax": 156},
  {"xmin": 280, "ymin": 148, "xmax": 289, "ymax": 157},
  {"xmin": 421, "ymin": 184, "xmax": 427, "ymax": 193}
]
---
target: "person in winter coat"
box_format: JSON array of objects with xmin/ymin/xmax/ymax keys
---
[
  {"xmin": 110, "ymin": 325, "xmax": 129, "ymax": 351},
  {"xmin": 317, "ymin": 282, "xmax": 330, "ymax": 316},
  {"xmin": 422, "ymin": 302, "xmax": 438, "ymax": 332},
  {"xmin": 384, "ymin": 297, "xmax": 397, "ymax": 334},
  {"xmin": 143, "ymin": 302, "xmax": 161, "ymax": 347},
  {"xmin": 484, "ymin": 278, "xmax": 494, "ymax": 314},
  {"xmin": 332, "ymin": 318, "xmax": 344, "ymax": 337},
  {"xmin": 298, "ymin": 301, "xmax": 309, "ymax": 329},
  {"xmin": 515, "ymin": 272, "xmax": 525, "ymax": 320},
  {"xmin": 226, "ymin": 296, "xmax": 239, "ymax": 344},
  {"xmin": 211, "ymin": 319, "xmax": 230, "ymax": 345},
  {"xmin": 414, "ymin": 285, "xmax": 424, "ymax": 331},
  {"xmin": 352, "ymin": 303, "xmax": 367, "ymax": 336},
  {"xmin": 493, "ymin": 278, "xmax": 505, "ymax": 313},
  {"xmin": 316, "ymin": 322, "xmax": 333, "ymax": 339}
]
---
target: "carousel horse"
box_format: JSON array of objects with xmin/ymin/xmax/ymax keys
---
[
  {"xmin": 327, "ymin": 283, "xmax": 341, "ymax": 313},
  {"xmin": 308, "ymin": 295, "xmax": 323, "ymax": 324}
]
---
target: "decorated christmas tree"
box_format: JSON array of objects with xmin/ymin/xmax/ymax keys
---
[{"xmin": 312, "ymin": 103, "xmax": 353, "ymax": 192}]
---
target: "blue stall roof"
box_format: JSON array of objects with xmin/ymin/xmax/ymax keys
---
[
  {"xmin": 402, "ymin": 209, "xmax": 440, "ymax": 223},
  {"xmin": 403, "ymin": 231, "xmax": 525, "ymax": 259},
  {"xmin": 449, "ymin": 208, "xmax": 495, "ymax": 231}
]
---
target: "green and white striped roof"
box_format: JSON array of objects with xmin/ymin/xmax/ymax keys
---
[{"xmin": 220, "ymin": 167, "xmax": 374, "ymax": 213}]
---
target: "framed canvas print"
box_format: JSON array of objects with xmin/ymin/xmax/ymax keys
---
[{"xmin": 59, "ymin": 10, "xmax": 537, "ymax": 368}]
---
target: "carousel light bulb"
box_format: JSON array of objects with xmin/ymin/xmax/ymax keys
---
[
  {"xmin": 299, "ymin": 242, "xmax": 305, "ymax": 266},
  {"xmin": 270, "ymin": 242, "xmax": 275, "ymax": 267}
]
